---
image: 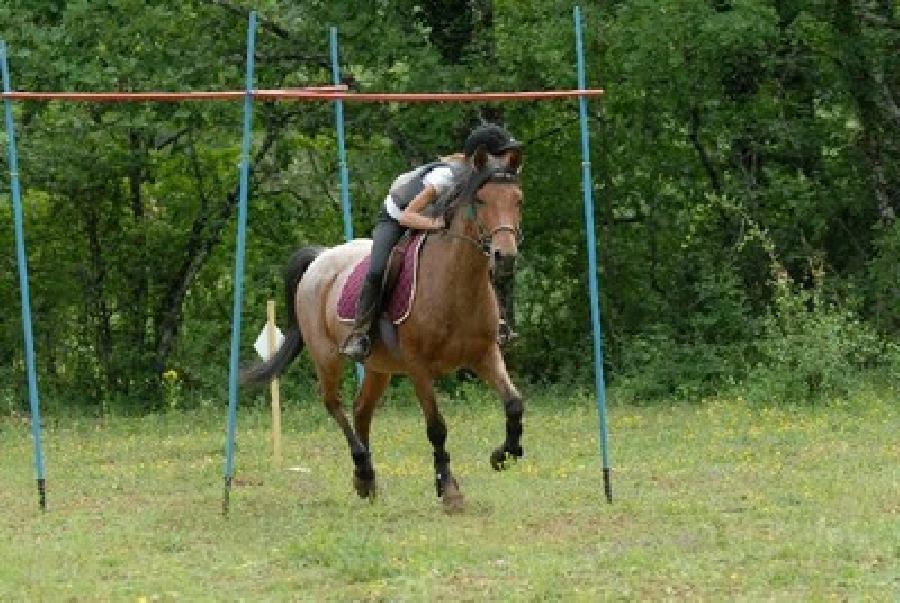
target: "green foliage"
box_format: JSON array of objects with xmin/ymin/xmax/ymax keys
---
[
  {"xmin": 746, "ymin": 275, "xmax": 888, "ymax": 405},
  {"xmin": 611, "ymin": 327, "xmax": 742, "ymax": 403},
  {"xmin": 1, "ymin": 0, "xmax": 897, "ymax": 409},
  {"xmin": 867, "ymin": 221, "xmax": 900, "ymax": 334},
  {"xmin": 608, "ymin": 260, "xmax": 754, "ymax": 403}
]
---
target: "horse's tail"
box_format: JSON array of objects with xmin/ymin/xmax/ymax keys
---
[{"xmin": 240, "ymin": 246, "xmax": 327, "ymax": 384}]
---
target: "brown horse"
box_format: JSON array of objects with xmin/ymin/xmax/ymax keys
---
[{"xmin": 242, "ymin": 149, "xmax": 524, "ymax": 512}]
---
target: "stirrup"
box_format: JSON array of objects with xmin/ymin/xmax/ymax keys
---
[
  {"xmin": 497, "ymin": 321, "xmax": 519, "ymax": 347},
  {"xmin": 340, "ymin": 332, "xmax": 371, "ymax": 362}
]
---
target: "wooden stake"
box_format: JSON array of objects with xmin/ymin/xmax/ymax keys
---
[{"xmin": 267, "ymin": 300, "xmax": 282, "ymax": 467}]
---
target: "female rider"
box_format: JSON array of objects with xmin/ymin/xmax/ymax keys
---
[{"xmin": 340, "ymin": 123, "xmax": 523, "ymax": 362}]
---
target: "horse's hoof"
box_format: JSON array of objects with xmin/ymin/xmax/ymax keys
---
[
  {"xmin": 490, "ymin": 447, "xmax": 509, "ymax": 471},
  {"xmin": 490, "ymin": 448, "xmax": 505, "ymax": 471},
  {"xmin": 440, "ymin": 477, "xmax": 465, "ymax": 514},
  {"xmin": 490, "ymin": 446, "xmax": 523, "ymax": 471},
  {"xmin": 442, "ymin": 491, "xmax": 466, "ymax": 514},
  {"xmin": 353, "ymin": 475, "xmax": 378, "ymax": 499}
]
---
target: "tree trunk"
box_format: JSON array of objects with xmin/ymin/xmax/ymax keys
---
[
  {"xmin": 152, "ymin": 121, "xmax": 283, "ymax": 376},
  {"xmin": 833, "ymin": 2, "xmax": 898, "ymax": 224},
  {"xmin": 81, "ymin": 197, "xmax": 114, "ymax": 403},
  {"xmin": 127, "ymin": 130, "xmax": 150, "ymax": 376}
]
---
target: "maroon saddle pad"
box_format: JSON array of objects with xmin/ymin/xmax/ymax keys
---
[{"xmin": 337, "ymin": 233, "xmax": 426, "ymax": 325}]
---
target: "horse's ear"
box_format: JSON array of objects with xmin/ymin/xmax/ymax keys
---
[
  {"xmin": 506, "ymin": 148, "xmax": 523, "ymax": 174},
  {"xmin": 473, "ymin": 144, "xmax": 490, "ymax": 171}
]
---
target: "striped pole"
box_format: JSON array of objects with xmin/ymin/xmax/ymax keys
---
[
  {"xmin": 574, "ymin": 5, "xmax": 612, "ymax": 503},
  {"xmin": 1, "ymin": 40, "xmax": 47, "ymax": 512},
  {"xmin": 223, "ymin": 10, "xmax": 257, "ymax": 516}
]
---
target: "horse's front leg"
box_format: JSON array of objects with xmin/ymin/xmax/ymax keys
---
[
  {"xmin": 408, "ymin": 369, "xmax": 465, "ymax": 513},
  {"xmin": 473, "ymin": 346, "xmax": 524, "ymax": 471}
]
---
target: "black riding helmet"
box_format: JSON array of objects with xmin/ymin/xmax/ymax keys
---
[{"xmin": 463, "ymin": 124, "xmax": 523, "ymax": 157}]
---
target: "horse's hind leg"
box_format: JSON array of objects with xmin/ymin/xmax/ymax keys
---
[
  {"xmin": 473, "ymin": 347, "xmax": 525, "ymax": 471},
  {"xmin": 408, "ymin": 370, "xmax": 464, "ymax": 513},
  {"xmin": 351, "ymin": 370, "xmax": 390, "ymax": 498},
  {"xmin": 314, "ymin": 360, "xmax": 372, "ymax": 497}
]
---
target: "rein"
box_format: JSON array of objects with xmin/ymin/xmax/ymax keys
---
[{"xmin": 439, "ymin": 230, "xmax": 489, "ymax": 254}]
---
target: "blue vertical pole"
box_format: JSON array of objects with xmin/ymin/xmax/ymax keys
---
[
  {"xmin": 1, "ymin": 40, "xmax": 47, "ymax": 512},
  {"xmin": 574, "ymin": 6, "xmax": 612, "ymax": 503},
  {"xmin": 329, "ymin": 27, "xmax": 364, "ymax": 383},
  {"xmin": 223, "ymin": 11, "xmax": 256, "ymax": 515},
  {"xmin": 329, "ymin": 27, "xmax": 354, "ymax": 242}
]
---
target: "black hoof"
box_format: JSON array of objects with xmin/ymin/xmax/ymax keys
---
[
  {"xmin": 435, "ymin": 473, "xmax": 456, "ymax": 497},
  {"xmin": 353, "ymin": 474, "xmax": 378, "ymax": 499},
  {"xmin": 352, "ymin": 456, "xmax": 376, "ymax": 499},
  {"xmin": 490, "ymin": 445, "xmax": 523, "ymax": 471},
  {"xmin": 442, "ymin": 487, "xmax": 465, "ymax": 514},
  {"xmin": 435, "ymin": 474, "xmax": 464, "ymax": 512}
]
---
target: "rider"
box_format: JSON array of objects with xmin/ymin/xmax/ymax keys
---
[{"xmin": 340, "ymin": 123, "xmax": 523, "ymax": 362}]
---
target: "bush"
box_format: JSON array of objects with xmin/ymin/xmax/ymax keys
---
[
  {"xmin": 609, "ymin": 265, "xmax": 753, "ymax": 404},
  {"xmin": 610, "ymin": 326, "xmax": 745, "ymax": 404},
  {"xmin": 745, "ymin": 277, "xmax": 887, "ymax": 405},
  {"xmin": 867, "ymin": 221, "xmax": 900, "ymax": 334}
]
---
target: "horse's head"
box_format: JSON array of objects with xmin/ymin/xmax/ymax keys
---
[{"xmin": 461, "ymin": 146, "xmax": 524, "ymax": 270}]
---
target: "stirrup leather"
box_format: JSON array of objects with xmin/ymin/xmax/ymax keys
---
[{"xmin": 497, "ymin": 320, "xmax": 519, "ymax": 347}]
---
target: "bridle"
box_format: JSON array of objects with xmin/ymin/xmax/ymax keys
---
[{"xmin": 440, "ymin": 170, "xmax": 523, "ymax": 255}]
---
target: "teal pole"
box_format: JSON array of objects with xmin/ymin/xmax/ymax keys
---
[
  {"xmin": 1, "ymin": 40, "xmax": 47, "ymax": 512},
  {"xmin": 329, "ymin": 27, "xmax": 354, "ymax": 242},
  {"xmin": 574, "ymin": 6, "xmax": 612, "ymax": 503},
  {"xmin": 329, "ymin": 27, "xmax": 364, "ymax": 383},
  {"xmin": 223, "ymin": 11, "xmax": 256, "ymax": 515}
]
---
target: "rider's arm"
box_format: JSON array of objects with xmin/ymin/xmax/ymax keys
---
[{"xmin": 398, "ymin": 185, "xmax": 445, "ymax": 230}]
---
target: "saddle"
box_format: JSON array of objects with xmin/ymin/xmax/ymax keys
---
[
  {"xmin": 384, "ymin": 234, "xmax": 416, "ymax": 302},
  {"xmin": 337, "ymin": 232, "xmax": 427, "ymax": 326}
]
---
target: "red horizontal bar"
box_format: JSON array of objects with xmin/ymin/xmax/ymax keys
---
[
  {"xmin": 257, "ymin": 89, "xmax": 605, "ymax": 102},
  {"xmin": 1, "ymin": 87, "xmax": 603, "ymax": 103},
  {"xmin": 0, "ymin": 85, "xmax": 347, "ymax": 102}
]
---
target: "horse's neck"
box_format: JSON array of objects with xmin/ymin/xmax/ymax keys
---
[
  {"xmin": 450, "ymin": 217, "xmax": 491, "ymax": 273},
  {"xmin": 425, "ymin": 218, "xmax": 491, "ymax": 289}
]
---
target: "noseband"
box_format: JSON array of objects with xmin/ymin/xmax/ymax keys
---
[{"xmin": 468, "ymin": 220, "xmax": 523, "ymax": 255}]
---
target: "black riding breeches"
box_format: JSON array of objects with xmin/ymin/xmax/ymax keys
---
[{"xmin": 368, "ymin": 217, "xmax": 407, "ymax": 283}]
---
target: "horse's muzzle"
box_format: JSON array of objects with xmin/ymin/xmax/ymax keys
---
[
  {"xmin": 487, "ymin": 224, "xmax": 519, "ymax": 262},
  {"xmin": 491, "ymin": 248, "xmax": 517, "ymax": 279}
]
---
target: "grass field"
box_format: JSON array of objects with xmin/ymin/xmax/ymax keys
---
[{"xmin": 1, "ymin": 386, "xmax": 897, "ymax": 600}]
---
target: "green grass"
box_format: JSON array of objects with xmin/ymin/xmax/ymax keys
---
[{"xmin": 1, "ymin": 387, "xmax": 897, "ymax": 600}]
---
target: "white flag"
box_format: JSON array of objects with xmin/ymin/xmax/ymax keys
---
[{"xmin": 254, "ymin": 323, "xmax": 285, "ymax": 361}]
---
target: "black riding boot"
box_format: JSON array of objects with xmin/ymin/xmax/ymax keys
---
[
  {"xmin": 340, "ymin": 275, "xmax": 383, "ymax": 362},
  {"xmin": 492, "ymin": 257, "xmax": 519, "ymax": 347}
]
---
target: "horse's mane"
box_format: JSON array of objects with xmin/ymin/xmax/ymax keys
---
[{"xmin": 423, "ymin": 165, "xmax": 519, "ymax": 222}]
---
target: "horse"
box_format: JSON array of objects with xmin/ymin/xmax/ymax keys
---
[{"xmin": 242, "ymin": 147, "xmax": 525, "ymax": 512}]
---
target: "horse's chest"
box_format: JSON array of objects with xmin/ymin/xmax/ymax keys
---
[
  {"xmin": 412, "ymin": 291, "xmax": 495, "ymax": 336},
  {"xmin": 400, "ymin": 308, "xmax": 495, "ymax": 373}
]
